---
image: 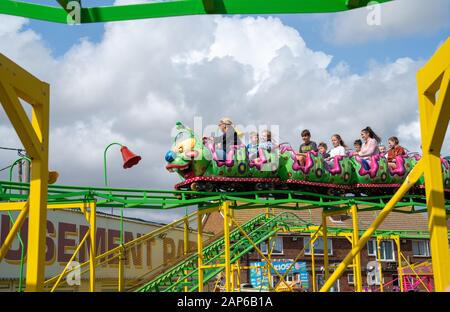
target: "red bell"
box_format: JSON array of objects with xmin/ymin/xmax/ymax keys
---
[{"xmin": 120, "ymin": 146, "xmax": 142, "ymax": 169}]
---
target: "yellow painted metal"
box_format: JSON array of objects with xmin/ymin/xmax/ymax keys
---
[
  {"xmin": 273, "ymin": 225, "xmax": 323, "ymax": 291},
  {"xmin": 393, "ymin": 236, "xmax": 404, "ymax": 292},
  {"xmin": 319, "ymin": 160, "xmax": 424, "ymax": 292},
  {"xmin": 0, "ymin": 53, "xmax": 50, "ymax": 291},
  {"xmin": 184, "ymin": 218, "xmax": 189, "ymax": 292},
  {"xmin": 376, "ymin": 236, "xmax": 384, "ymax": 292},
  {"xmin": 322, "ymin": 214, "xmax": 329, "ymax": 281},
  {"xmin": 231, "ymin": 263, "xmax": 235, "ymax": 291},
  {"xmin": 0, "ymin": 201, "xmax": 29, "ymax": 211},
  {"xmin": 51, "ymin": 231, "xmax": 90, "ymax": 292},
  {"xmin": 310, "ymin": 234, "xmax": 317, "ymax": 292},
  {"xmin": 222, "ymin": 201, "xmax": 231, "ymax": 292},
  {"xmin": 197, "ymin": 210, "xmax": 204, "ymax": 292},
  {"xmin": 89, "ymin": 202, "xmax": 96, "ymax": 292},
  {"xmin": 43, "ymin": 210, "xmax": 203, "ymax": 288},
  {"xmin": 0, "ymin": 201, "xmax": 29, "ymax": 261},
  {"xmin": 417, "ymin": 37, "xmax": 450, "ymax": 292},
  {"xmin": 236, "ymin": 260, "xmax": 241, "ymax": 292},
  {"xmin": 213, "ymin": 272, "xmax": 223, "ymax": 292},
  {"xmin": 230, "ymin": 218, "xmax": 292, "ymax": 291},
  {"xmin": 267, "ymin": 238, "xmax": 273, "ymax": 290},
  {"xmin": 202, "ymin": 264, "xmax": 226, "ymax": 269},
  {"xmin": 399, "ymin": 253, "xmax": 431, "ymax": 292},
  {"xmin": 118, "ymin": 245, "xmax": 125, "ymax": 292},
  {"xmin": 351, "ymin": 205, "xmax": 362, "ymax": 292}
]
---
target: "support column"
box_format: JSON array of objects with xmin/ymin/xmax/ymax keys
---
[
  {"xmin": 319, "ymin": 161, "xmax": 423, "ymax": 292},
  {"xmin": 394, "ymin": 236, "xmax": 404, "ymax": 292},
  {"xmin": 0, "ymin": 54, "xmax": 50, "ymax": 291},
  {"xmin": 351, "ymin": 205, "xmax": 362, "ymax": 292},
  {"xmin": 223, "ymin": 201, "xmax": 231, "ymax": 292},
  {"xmin": 184, "ymin": 217, "xmax": 189, "ymax": 292},
  {"xmin": 322, "ymin": 214, "xmax": 329, "ymax": 281},
  {"xmin": 417, "ymin": 37, "xmax": 450, "ymax": 292},
  {"xmin": 118, "ymin": 245, "xmax": 125, "ymax": 292},
  {"xmin": 311, "ymin": 234, "xmax": 316, "ymax": 292},
  {"xmin": 197, "ymin": 211, "xmax": 204, "ymax": 292},
  {"xmin": 376, "ymin": 237, "xmax": 384, "ymax": 292},
  {"xmin": 89, "ymin": 202, "xmax": 96, "ymax": 292}
]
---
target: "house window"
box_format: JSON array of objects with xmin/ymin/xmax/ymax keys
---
[
  {"xmin": 367, "ymin": 239, "xmax": 395, "ymax": 261},
  {"xmin": 348, "ymin": 274, "xmax": 354, "ymax": 285},
  {"xmin": 316, "ymin": 274, "xmax": 339, "ymax": 292},
  {"xmin": 304, "ymin": 237, "xmax": 333, "ymax": 255},
  {"xmin": 412, "ymin": 240, "xmax": 430, "ymax": 257},
  {"xmin": 260, "ymin": 237, "xmax": 283, "ymax": 255}
]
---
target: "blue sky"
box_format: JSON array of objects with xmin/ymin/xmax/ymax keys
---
[{"xmin": 26, "ymin": 7, "xmax": 449, "ymax": 74}]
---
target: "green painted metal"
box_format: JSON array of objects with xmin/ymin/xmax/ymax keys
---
[
  {"xmin": 1, "ymin": 180, "xmax": 449, "ymax": 213},
  {"xmin": 2, "ymin": 179, "xmax": 446, "ymax": 292},
  {"xmin": 7, "ymin": 158, "xmax": 30, "ymax": 293},
  {"xmin": 137, "ymin": 212, "xmax": 306, "ymax": 292},
  {"xmin": 136, "ymin": 211, "xmax": 449, "ymax": 292},
  {"xmin": 0, "ymin": 0, "xmax": 393, "ymax": 24}
]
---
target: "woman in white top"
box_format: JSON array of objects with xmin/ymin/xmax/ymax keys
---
[{"xmin": 326, "ymin": 134, "xmax": 347, "ymax": 167}]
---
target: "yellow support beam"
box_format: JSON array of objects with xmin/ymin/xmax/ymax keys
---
[
  {"xmin": 0, "ymin": 201, "xmax": 29, "ymax": 261},
  {"xmin": 320, "ymin": 160, "xmax": 424, "ymax": 292},
  {"xmin": 310, "ymin": 234, "xmax": 317, "ymax": 292},
  {"xmin": 0, "ymin": 53, "xmax": 49, "ymax": 292},
  {"xmin": 322, "ymin": 214, "xmax": 329, "ymax": 281},
  {"xmin": 393, "ymin": 236, "xmax": 404, "ymax": 292},
  {"xmin": 183, "ymin": 217, "xmax": 189, "ymax": 292},
  {"xmin": 351, "ymin": 205, "xmax": 362, "ymax": 292},
  {"xmin": 222, "ymin": 201, "xmax": 231, "ymax": 292},
  {"xmin": 197, "ymin": 210, "xmax": 204, "ymax": 292},
  {"xmin": 89, "ymin": 202, "xmax": 96, "ymax": 292},
  {"xmin": 417, "ymin": 37, "xmax": 450, "ymax": 292},
  {"xmin": 376, "ymin": 236, "xmax": 384, "ymax": 292}
]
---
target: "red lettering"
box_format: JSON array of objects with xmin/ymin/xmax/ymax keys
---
[
  {"xmin": 45, "ymin": 220, "xmax": 56, "ymax": 264},
  {"xmin": 58, "ymin": 222, "xmax": 77, "ymax": 262},
  {"xmin": 107, "ymin": 229, "xmax": 120, "ymax": 265}
]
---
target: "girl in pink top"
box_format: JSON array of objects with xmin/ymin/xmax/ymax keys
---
[
  {"xmin": 358, "ymin": 127, "xmax": 381, "ymax": 170},
  {"xmin": 359, "ymin": 126, "xmax": 381, "ymax": 159}
]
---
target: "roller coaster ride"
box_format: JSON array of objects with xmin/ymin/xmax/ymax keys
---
[{"xmin": 0, "ymin": 0, "xmax": 449, "ymax": 292}]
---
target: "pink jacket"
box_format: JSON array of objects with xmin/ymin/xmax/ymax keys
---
[{"xmin": 359, "ymin": 138, "xmax": 379, "ymax": 159}]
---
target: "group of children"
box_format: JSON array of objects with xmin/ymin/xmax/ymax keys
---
[
  {"xmin": 298, "ymin": 127, "xmax": 407, "ymax": 170},
  {"xmin": 207, "ymin": 118, "xmax": 407, "ymax": 170},
  {"xmin": 244, "ymin": 126, "xmax": 407, "ymax": 170}
]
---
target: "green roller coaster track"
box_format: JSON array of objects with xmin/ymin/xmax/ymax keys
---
[
  {"xmin": 136, "ymin": 211, "xmax": 447, "ymax": 292},
  {"xmin": 0, "ymin": 0, "xmax": 393, "ymax": 24},
  {"xmin": 1, "ymin": 179, "xmax": 449, "ymax": 292},
  {"xmin": 1, "ymin": 180, "xmax": 449, "ymax": 214}
]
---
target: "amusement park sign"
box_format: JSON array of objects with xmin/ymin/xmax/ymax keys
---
[{"xmin": 0, "ymin": 209, "xmax": 204, "ymax": 280}]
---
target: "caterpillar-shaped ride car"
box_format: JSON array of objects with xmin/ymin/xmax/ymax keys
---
[{"xmin": 165, "ymin": 122, "xmax": 450, "ymax": 196}]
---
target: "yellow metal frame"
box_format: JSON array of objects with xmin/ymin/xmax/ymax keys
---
[
  {"xmin": 417, "ymin": 37, "xmax": 450, "ymax": 291},
  {"xmin": 321, "ymin": 37, "xmax": 450, "ymax": 292},
  {"xmin": 2, "ymin": 36, "xmax": 449, "ymax": 292},
  {"xmin": 42, "ymin": 207, "xmax": 206, "ymax": 292},
  {"xmin": 375, "ymin": 236, "xmax": 384, "ymax": 292},
  {"xmin": 0, "ymin": 53, "xmax": 49, "ymax": 291}
]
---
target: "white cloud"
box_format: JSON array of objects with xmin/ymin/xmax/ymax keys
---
[
  {"xmin": 1, "ymin": 13, "xmax": 449, "ymax": 223},
  {"xmin": 323, "ymin": 0, "xmax": 450, "ymax": 44}
]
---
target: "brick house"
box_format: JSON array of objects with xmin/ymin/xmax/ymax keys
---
[{"xmin": 203, "ymin": 208, "xmax": 439, "ymax": 292}]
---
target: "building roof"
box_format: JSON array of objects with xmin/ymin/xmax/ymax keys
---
[{"xmin": 203, "ymin": 206, "xmax": 431, "ymax": 235}]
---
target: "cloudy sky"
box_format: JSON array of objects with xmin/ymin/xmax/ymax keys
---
[{"xmin": 1, "ymin": 0, "xmax": 449, "ymax": 222}]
